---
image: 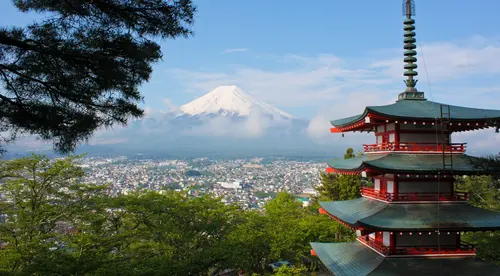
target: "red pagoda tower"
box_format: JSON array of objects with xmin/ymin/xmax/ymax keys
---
[{"xmin": 310, "ymin": 1, "xmax": 500, "ymax": 275}]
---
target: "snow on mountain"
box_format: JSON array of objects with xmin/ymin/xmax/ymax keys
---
[{"xmin": 179, "ymin": 85, "xmax": 294, "ymax": 119}]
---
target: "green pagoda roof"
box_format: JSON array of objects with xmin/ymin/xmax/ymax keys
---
[
  {"xmin": 311, "ymin": 242, "xmax": 500, "ymax": 276},
  {"xmin": 331, "ymin": 100, "xmax": 500, "ymax": 128},
  {"xmin": 320, "ymin": 197, "xmax": 500, "ymax": 231},
  {"xmin": 327, "ymin": 153, "xmax": 486, "ymax": 174}
]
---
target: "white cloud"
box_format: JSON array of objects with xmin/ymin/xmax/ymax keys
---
[
  {"xmin": 223, "ymin": 48, "xmax": 249, "ymax": 53},
  {"xmin": 181, "ymin": 106, "xmax": 284, "ymax": 138},
  {"xmin": 163, "ymin": 98, "xmax": 180, "ymax": 111},
  {"xmin": 143, "ymin": 107, "xmax": 153, "ymax": 117},
  {"xmin": 168, "ymin": 56, "xmax": 394, "ymax": 108},
  {"xmin": 167, "ymin": 35, "xmax": 500, "ymax": 151},
  {"xmin": 88, "ymin": 138, "xmax": 128, "ymax": 146},
  {"xmin": 171, "ymin": 36, "xmax": 500, "ymax": 108},
  {"xmin": 246, "ymin": 106, "xmax": 268, "ymax": 137},
  {"xmin": 453, "ymin": 129, "xmax": 500, "ymax": 156},
  {"xmin": 306, "ymin": 91, "xmax": 382, "ymax": 146},
  {"xmin": 307, "ymin": 114, "xmax": 331, "ymax": 142},
  {"xmin": 372, "ymin": 36, "xmax": 500, "ymax": 81}
]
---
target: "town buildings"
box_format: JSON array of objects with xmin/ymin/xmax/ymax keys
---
[{"xmin": 80, "ymin": 156, "xmax": 322, "ymax": 209}]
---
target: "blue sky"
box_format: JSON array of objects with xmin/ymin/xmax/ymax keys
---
[
  {"xmin": 3, "ymin": 0, "xmax": 500, "ymax": 152},
  {"xmin": 151, "ymin": 0, "xmax": 500, "ymax": 119},
  {"xmin": 2, "ymin": 0, "xmax": 500, "ymax": 118}
]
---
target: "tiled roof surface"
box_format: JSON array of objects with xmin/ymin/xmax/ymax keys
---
[
  {"xmin": 310, "ymin": 242, "xmax": 385, "ymax": 276},
  {"xmin": 319, "ymin": 198, "xmax": 386, "ymax": 225},
  {"xmin": 331, "ymin": 100, "xmax": 500, "ymax": 127}
]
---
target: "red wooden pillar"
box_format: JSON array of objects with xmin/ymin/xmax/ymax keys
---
[
  {"xmin": 390, "ymin": 232, "xmax": 396, "ymax": 255},
  {"xmin": 380, "ymin": 178, "xmax": 387, "ymax": 195},
  {"xmin": 375, "ymin": 231, "xmax": 383, "ymax": 244}
]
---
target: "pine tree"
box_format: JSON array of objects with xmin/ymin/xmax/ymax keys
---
[{"xmin": 0, "ymin": 0, "xmax": 196, "ymax": 153}]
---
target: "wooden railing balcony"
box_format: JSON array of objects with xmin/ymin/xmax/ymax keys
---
[
  {"xmin": 361, "ymin": 187, "xmax": 468, "ymax": 202},
  {"xmin": 357, "ymin": 237, "xmax": 475, "ymax": 256},
  {"xmin": 363, "ymin": 142, "xmax": 466, "ymax": 153}
]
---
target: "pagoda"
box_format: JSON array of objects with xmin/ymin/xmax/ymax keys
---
[{"xmin": 310, "ymin": 1, "xmax": 500, "ymax": 275}]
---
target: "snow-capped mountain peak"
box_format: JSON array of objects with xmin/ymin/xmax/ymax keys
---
[{"xmin": 179, "ymin": 85, "xmax": 293, "ymax": 119}]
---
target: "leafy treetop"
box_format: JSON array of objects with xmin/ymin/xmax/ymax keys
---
[{"xmin": 314, "ymin": 148, "xmax": 361, "ymax": 202}]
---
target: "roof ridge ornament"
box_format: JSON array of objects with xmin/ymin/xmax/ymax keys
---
[{"xmin": 398, "ymin": 0, "xmax": 426, "ymax": 101}]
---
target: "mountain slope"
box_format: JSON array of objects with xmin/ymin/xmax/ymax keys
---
[{"xmin": 180, "ymin": 85, "xmax": 293, "ymax": 119}]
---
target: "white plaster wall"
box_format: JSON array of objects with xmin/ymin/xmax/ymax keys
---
[
  {"xmin": 387, "ymin": 181, "xmax": 394, "ymax": 193},
  {"xmin": 374, "ymin": 179, "xmax": 381, "ymax": 191},
  {"xmin": 383, "ymin": 232, "xmax": 391, "ymax": 247}
]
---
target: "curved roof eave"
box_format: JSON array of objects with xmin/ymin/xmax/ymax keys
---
[
  {"xmin": 330, "ymin": 112, "xmax": 367, "ymax": 128},
  {"xmin": 320, "ymin": 197, "xmax": 500, "ymax": 231},
  {"xmin": 327, "ymin": 153, "xmax": 488, "ymax": 175},
  {"xmin": 330, "ymin": 100, "xmax": 500, "ymax": 129}
]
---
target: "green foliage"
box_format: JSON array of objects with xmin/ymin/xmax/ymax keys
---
[
  {"xmin": 224, "ymin": 210, "xmax": 272, "ymax": 272},
  {"xmin": 273, "ymin": 264, "xmax": 307, "ymax": 276},
  {"xmin": 100, "ymin": 191, "xmax": 242, "ymax": 275},
  {"xmin": 455, "ymin": 175, "xmax": 500, "ymax": 211},
  {"xmin": 225, "ymin": 193, "xmax": 353, "ymax": 273},
  {"xmin": 314, "ymin": 148, "xmax": 361, "ymax": 202},
  {"xmin": 316, "ymin": 172, "xmax": 361, "ymax": 201},
  {"xmin": 0, "ymin": 0, "xmax": 196, "ymax": 153},
  {"xmin": 184, "ymin": 170, "xmax": 202, "ymax": 177},
  {"xmin": 343, "ymin": 148, "xmax": 355, "ymax": 159},
  {"xmin": 457, "ymin": 175, "xmax": 500, "ymax": 263},
  {"xmin": 255, "ymin": 191, "xmax": 277, "ymax": 198},
  {"xmin": 463, "ymin": 231, "xmax": 500, "ymax": 264},
  {"xmin": 0, "ymin": 154, "xmax": 110, "ymax": 275},
  {"xmin": 0, "ymin": 155, "xmax": 350, "ymax": 275}
]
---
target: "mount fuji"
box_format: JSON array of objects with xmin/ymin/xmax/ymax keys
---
[{"xmin": 179, "ymin": 85, "xmax": 294, "ymax": 119}]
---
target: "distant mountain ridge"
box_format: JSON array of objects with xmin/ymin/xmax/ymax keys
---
[{"xmin": 179, "ymin": 85, "xmax": 294, "ymax": 119}]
